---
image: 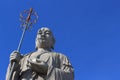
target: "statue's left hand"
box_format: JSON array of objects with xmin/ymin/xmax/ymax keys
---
[{"xmin": 27, "ymin": 58, "xmax": 48, "ymax": 74}]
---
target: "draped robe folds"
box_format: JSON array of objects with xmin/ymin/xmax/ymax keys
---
[{"xmin": 6, "ymin": 52, "xmax": 74, "ymax": 80}]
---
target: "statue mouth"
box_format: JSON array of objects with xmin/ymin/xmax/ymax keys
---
[
  {"xmin": 37, "ymin": 37, "xmax": 46, "ymax": 40},
  {"xmin": 40, "ymin": 38, "xmax": 46, "ymax": 40}
]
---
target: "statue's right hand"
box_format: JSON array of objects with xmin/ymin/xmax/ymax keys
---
[{"xmin": 10, "ymin": 50, "xmax": 21, "ymax": 63}]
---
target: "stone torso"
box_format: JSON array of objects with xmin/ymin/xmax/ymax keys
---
[{"xmin": 19, "ymin": 51, "xmax": 60, "ymax": 80}]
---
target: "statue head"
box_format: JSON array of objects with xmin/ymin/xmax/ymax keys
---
[{"xmin": 35, "ymin": 27, "xmax": 55, "ymax": 50}]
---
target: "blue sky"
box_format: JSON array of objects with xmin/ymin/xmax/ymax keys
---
[{"xmin": 0, "ymin": 0, "xmax": 120, "ymax": 80}]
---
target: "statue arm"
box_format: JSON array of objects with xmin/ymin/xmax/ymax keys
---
[
  {"xmin": 6, "ymin": 51, "xmax": 22, "ymax": 80},
  {"xmin": 47, "ymin": 54, "xmax": 74, "ymax": 80},
  {"xmin": 6, "ymin": 63, "xmax": 20, "ymax": 80},
  {"xmin": 28, "ymin": 58, "xmax": 48, "ymax": 75},
  {"xmin": 6, "ymin": 63, "xmax": 11, "ymax": 80}
]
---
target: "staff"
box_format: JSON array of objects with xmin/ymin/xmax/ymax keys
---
[{"xmin": 8, "ymin": 8, "xmax": 38, "ymax": 80}]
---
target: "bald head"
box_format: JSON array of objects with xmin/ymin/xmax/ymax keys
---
[{"xmin": 35, "ymin": 27, "xmax": 55, "ymax": 50}]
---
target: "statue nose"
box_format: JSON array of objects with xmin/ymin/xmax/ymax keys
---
[{"xmin": 41, "ymin": 33, "xmax": 45, "ymax": 37}]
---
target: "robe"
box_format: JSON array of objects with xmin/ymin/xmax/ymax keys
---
[{"xmin": 6, "ymin": 51, "xmax": 74, "ymax": 80}]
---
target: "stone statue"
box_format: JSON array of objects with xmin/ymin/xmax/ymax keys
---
[{"xmin": 6, "ymin": 27, "xmax": 74, "ymax": 80}]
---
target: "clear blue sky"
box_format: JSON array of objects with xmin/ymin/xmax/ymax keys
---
[{"xmin": 0, "ymin": 0, "xmax": 120, "ymax": 80}]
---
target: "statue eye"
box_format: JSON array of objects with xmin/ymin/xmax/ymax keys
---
[
  {"xmin": 45, "ymin": 31, "xmax": 50, "ymax": 34},
  {"xmin": 38, "ymin": 31, "xmax": 42, "ymax": 34}
]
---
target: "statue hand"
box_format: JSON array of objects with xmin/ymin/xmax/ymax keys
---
[
  {"xmin": 27, "ymin": 58, "xmax": 48, "ymax": 74},
  {"xmin": 10, "ymin": 50, "xmax": 21, "ymax": 63},
  {"xmin": 10, "ymin": 50, "xmax": 21, "ymax": 70}
]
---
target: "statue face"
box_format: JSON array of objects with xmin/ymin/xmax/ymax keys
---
[{"xmin": 36, "ymin": 27, "xmax": 55, "ymax": 49}]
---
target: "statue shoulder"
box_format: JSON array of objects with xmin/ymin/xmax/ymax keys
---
[
  {"xmin": 50, "ymin": 51, "xmax": 68, "ymax": 58},
  {"xmin": 21, "ymin": 51, "xmax": 35, "ymax": 57}
]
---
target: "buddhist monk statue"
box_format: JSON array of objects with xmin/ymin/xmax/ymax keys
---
[{"xmin": 6, "ymin": 27, "xmax": 74, "ymax": 80}]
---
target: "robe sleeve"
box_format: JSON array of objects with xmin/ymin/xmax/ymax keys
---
[
  {"xmin": 6, "ymin": 63, "xmax": 11, "ymax": 80},
  {"xmin": 6, "ymin": 62, "xmax": 21, "ymax": 80},
  {"xmin": 46, "ymin": 53, "xmax": 74, "ymax": 80}
]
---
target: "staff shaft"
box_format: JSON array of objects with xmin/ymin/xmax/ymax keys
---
[
  {"xmin": 8, "ymin": 24, "xmax": 28, "ymax": 80},
  {"xmin": 7, "ymin": 8, "xmax": 36, "ymax": 80},
  {"xmin": 17, "ymin": 24, "xmax": 27, "ymax": 51}
]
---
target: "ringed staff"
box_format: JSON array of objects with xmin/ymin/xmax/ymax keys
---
[{"xmin": 8, "ymin": 8, "xmax": 38, "ymax": 80}]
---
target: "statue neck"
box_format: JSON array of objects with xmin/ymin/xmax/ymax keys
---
[{"xmin": 37, "ymin": 48, "xmax": 51, "ymax": 52}]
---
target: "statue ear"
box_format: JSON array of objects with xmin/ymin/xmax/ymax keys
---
[
  {"xmin": 35, "ymin": 46, "xmax": 38, "ymax": 50},
  {"xmin": 51, "ymin": 35, "xmax": 55, "ymax": 50},
  {"xmin": 51, "ymin": 46, "xmax": 54, "ymax": 50},
  {"xmin": 35, "ymin": 38, "xmax": 38, "ymax": 50}
]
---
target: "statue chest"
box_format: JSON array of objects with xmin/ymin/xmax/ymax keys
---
[
  {"xmin": 20, "ymin": 52, "xmax": 59, "ymax": 72},
  {"xmin": 29, "ymin": 52, "xmax": 51, "ymax": 63}
]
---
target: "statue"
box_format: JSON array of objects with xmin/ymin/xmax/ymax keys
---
[{"xmin": 6, "ymin": 27, "xmax": 74, "ymax": 80}]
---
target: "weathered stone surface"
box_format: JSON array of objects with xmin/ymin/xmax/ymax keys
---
[{"xmin": 6, "ymin": 27, "xmax": 74, "ymax": 80}]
